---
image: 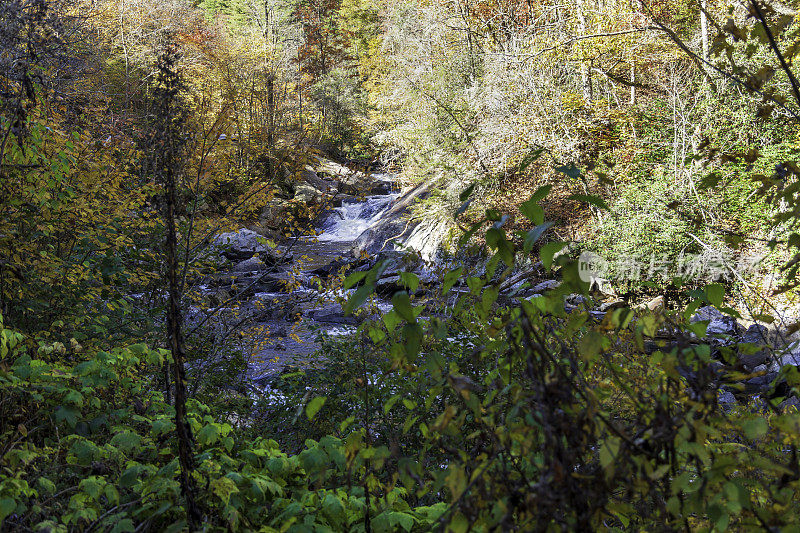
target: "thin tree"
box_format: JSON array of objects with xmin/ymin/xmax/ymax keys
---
[{"xmin": 148, "ymin": 40, "xmax": 203, "ymax": 528}]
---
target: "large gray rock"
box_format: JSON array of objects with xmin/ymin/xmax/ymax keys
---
[
  {"xmin": 213, "ymin": 229, "xmax": 293, "ymax": 265},
  {"xmin": 307, "ymin": 304, "xmax": 358, "ymax": 325},
  {"xmin": 259, "ymin": 199, "xmax": 291, "ymax": 228},
  {"xmin": 738, "ymin": 324, "xmax": 770, "ymax": 370},
  {"xmin": 293, "ymin": 183, "xmax": 324, "ymax": 203},
  {"xmin": 691, "ymin": 306, "xmax": 741, "ymax": 337},
  {"xmin": 233, "ymin": 257, "xmax": 266, "ymax": 272},
  {"xmin": 531, "ymin": 280, "xmax": 561, "ymax": 293},
  {"xmin": 770, "ymin": 342, "xmax": 800, "ymax": 372},
  {"xmin": 742, "ymin": 324, "xmax": 769, "ymax": 345},
  {"xmin": 213, "ymin": 229, "xmax": 269, "ymax": 261},
  {"xmin": 353, "ymin": 182, "xmax": 446, "ymax": 261}
]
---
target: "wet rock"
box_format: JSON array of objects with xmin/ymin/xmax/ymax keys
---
[
  {"xmin": 598, "ymin": 300, "xmax": 627, "ymax": 313},
  {"xmin": 565, "ymin": 294, "xmax": 588, "ymax": 307},
  {"xmin": 739, "ymin": 349, "xmax": 769, "ymax": 371},
  {"xmin": 743, "ymin": 372, "xmax": 779, "ymax": 394},
  {"xmin": 706, "ymin": 317, "xmax": 741, "ymax": 337},
  {"xmin": 780, "ymin": 397, "xmax": 800, "ymax": 411},
  {"xmin": 646, "ymin": 295, "xmax": 664, "ymax": 311},
  {"xmin": 353, "ymin": 182, "xmax": 441, "ymax": 261},
  {"xmin": 531, "ymin": 280, "xmax": 560, "ymax": 293},
  {"xmin": 259, "ymin": 199, "xmax": 291, "ymax": 228},
  {"xmin": 691, "ymin": 306, "xmax": 725, "ymax": 323},
  {"xmin": 269, "ymin": 325, "xmax": 288, "ymax": 338},
  {"xmin": 213, "ymin": 229, "xmax": 292, "ymax": 265},
  {"xmin": 375, "ymin": 275, "xmax": 403, "ymax": 296},
  {"xmin": 331, "ymin": 194, "xmax": 358, "ymax": 208},
  {"xmin": 210, "ymin": 270, "xmax": 303, "ymax": 295},
  {"xmin": 307, "ymin": 304, "xmax": 358, "ymax": 325},
  {"xmin": 742, "ymin": 324, "xmax": 769, "ymax": 345},
  {"xmin": 718, "ymin": 390, "xmax": 737, "ymax": 406},
  {"xmin": 690, "ymin": 306, "xmax": 741, "ymax": 338},
  {"xmin": 738, "ymin": 324, "xmax": 770, "ymax": 370},
  {"xmin": 233, "ymin": 257, "xmax": 266, "ymax": 272},
  {"xmin": 769, "ymin": 343, "xmax": 800, "ymax": 372},
  {"xmin": 214, "ymin": 229, "xmax": 267, "ymax": 261},
  {"xmin": 294, "ymin": 183, "xmax": 324, "ymax": 203},
  {"xmin": 300, "ymin": 165, "xmax": 334, "ymax": 193}
]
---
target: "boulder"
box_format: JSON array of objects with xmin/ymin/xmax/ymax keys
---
[
  {"xmin": 738, "ymin": 324, "xmax": 770, "ymax": 370},
  {"xmin": 598, "ymin": 300, "xmax": 627, "ymax": 313},
  {"xmin": 646, "ymin": 295, "xmax": 665, "ymax": 312},
  {"xmin": 565, "ymin": 294, "xmax": 588, "ymax": 307},
  {"xmin": 531, "ymin": 280, "xmax": 560, "ymax": 293},
  {"xmin": 780, "ymin": 397, "xmax": 800, "ymax": 411},
  {"xmin": 353, "ymin": 182, "xmax": 438, "ymax": 260},
  {"xmin": 300, "ymin": 165, "xmax": 334, "ymax": 193},
  {"xmin": 691, "ymin": 305, "xmax": 725, "ymax": 322},
  {"xmin": 233, "ymin": 257, "xmax": 266, "ymax": 272},
  {"xmin": 213, "ymin": 229, "xmax": 279, "ymax": 262},
  {"xmin": 770, "ymin": 343, "xmax": 800, "ymax": 372},
  {"xmin": 307, "ymin": 304, "xmax": 358, "ymax": 325},
  {"xmin": 743, "ymin": 372, "xmax": 779, "ymax": 394},
  {"xmin": 268, "ymin": 325, "xmax": 288, "ymax": 338},
  {"xmin": 742, "ymin": 324, "xmax": 769, "ymax": 345},
  {"xmin": 691, "ymin": 306, "xmax": 742, "ymax": 338},
  {"xmin": 259, "ymin": 198, "xmax": 291, "ymax": 228},
  {"xmin": 375, "ymin": 275, "xmax": 403, "ymax": 296},
  {"xmin": 718, "ymin": 390, "xmax": 737, "ymax": 406},
  {"xmin": 294, "ymin": 183, "xmax": 324, "ymax": 203}
]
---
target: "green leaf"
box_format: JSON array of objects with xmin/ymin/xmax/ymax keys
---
[
  {"xmin": 119, "ymin": 465, "xmax": 141, "ymax": 488},
  {"xmin": 599, "ymin": 437, "xmax": 621, "ymax": 470},
  {"xmin": 743, "ymin": 418, "xmax": 768, "ymax": 439},
  {"xmin": 399, "ymin": 272, "xmax": 419, "ymax": 293},
  {"xmin": 383, "ymin": 310, "xmax": 402, "ymax": 332},
  {"xmin": 516, "ymin": 148, "xmax": 544, "ymax": 173},
  {"xmin": 197, "ymin": 424, "xmax": 220, "ymax": 446},
  {"xmin": 403, "ymin": 323, "xmax": 423, "ymax": 359},
  {"xmin": 753, "ymin": 313, "xmax": 774, "ymax": 324},
  {"xmin": 306, "ymin": 396, "xmax": 326, "ymax": 420},
  {"xmin": 0, "ymin": 498, "xmax": 16, "ymax": 523},
  {"xmin": 486, "ymin": 228, "xmax": 514, "ymax": 266},
  {"xmin": 110, "ymin": 431, "xmax": 142, "ymax": 453},
  {"xmin": 459, "ymin": 183, "xmax": 476, "ymax": 202},
  {"xmin": 520, "ymin": 193, "xmax": 546, "ymax": 225},
  {"xmin": 211, "ymin": 476, "xmax": 239, "ymax": 505},
  {"xmin": 556, "ymin": 163, "xmax": 581, "ymax": 179},
  {"xmin": 523, "ymin": 222, "xmax": 554, "ymax": 253},
  {"xmin": 567, "ymin": 193, "xmax": 609, "ymax": 211},
  {"xmin": 540, "ymin": 241, "xmax": 567, "ymax": 271},
  {"xmin": 343, "ymin": 271, "xmax": 367, "ymax": 289},
  {"xmin": 706, "ymin": 283, "xmax": 725, "ymax": 307},
  {"xmin": 110, "ymin": 519, "xmax": 135, "ymax": 533},
  {"xmin": 384, "ymin": 395, "xmax": 401, "ymax": 415},
  {"xmin": 392, "ymin": 291, "xmax": 416, "ymax": 323},
  {"xmin": 454, "ymin": 198, "xmax": 472, "ymax": 218},
  {"xmin": 55, "ymin": 405, "xmax": 78, "ymax": 428},
  {"xmin": 322, "ymin": 493, "xmax": 346, "ymax": 524},
  {"xmin": 344, "ymin": 284, "xmax": 374, "ymax": 315},
  {"xmin": 442, "ymin": 267, "xmax": 463, "ymax": 295},
  {"xmin": 63, "ymin": 390, "xmax": 84, "ymax": 407}
]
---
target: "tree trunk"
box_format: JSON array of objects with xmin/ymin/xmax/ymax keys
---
[
  {"xmin": 700, "ymin": 0, "xmax": 709, "ymax": 62},
  {"xmin": 576, "ymin": 0, "xmax": 592, "ymax": 102},
  {"xmin": 154, "ymin": 45, "xmax": 202, "ymax": 530}
]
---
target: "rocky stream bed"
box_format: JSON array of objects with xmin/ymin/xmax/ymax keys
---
[{"xmin": 189, "ymin": 157, "xmax": 800, "ymax": 409}]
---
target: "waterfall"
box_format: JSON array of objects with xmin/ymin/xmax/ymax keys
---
[{"xmin": 318, "ymin": 193, "xmax": 398, "ymax": 242}]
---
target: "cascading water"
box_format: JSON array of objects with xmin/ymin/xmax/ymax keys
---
[{"xmin": 318, "ymin": 193, "xmax": 398, "ymax": 242}]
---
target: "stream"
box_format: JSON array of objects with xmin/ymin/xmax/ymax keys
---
[{"xmin": 243, "ymin": 192, "xmax": 399, "ymax": 381}]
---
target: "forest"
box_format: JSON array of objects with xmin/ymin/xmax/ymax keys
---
[{"xmin": 4, "ymin": 0, "xmax": 800, "ymax": 530}]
